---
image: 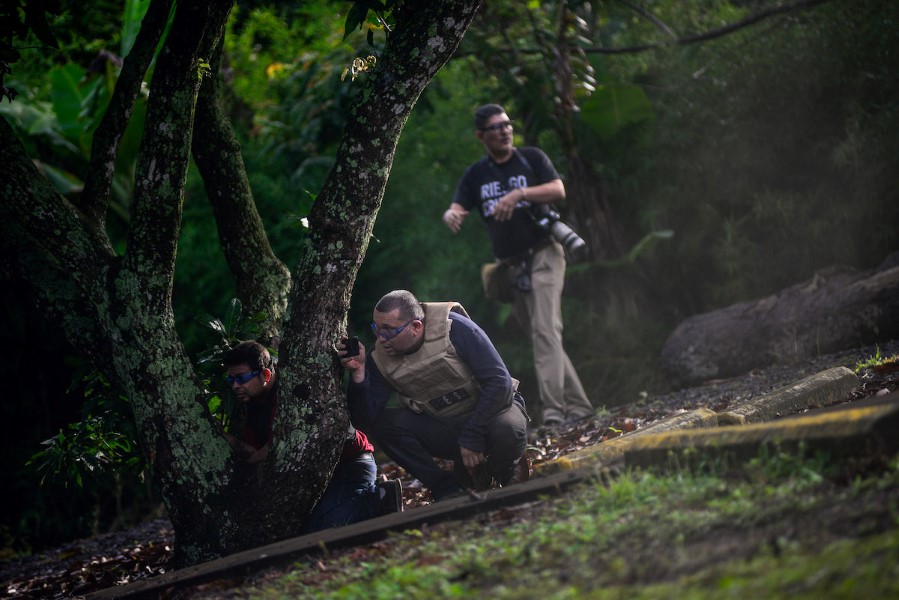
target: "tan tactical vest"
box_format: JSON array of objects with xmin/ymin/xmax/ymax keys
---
[{"xmin": 372, "ymin": 302, "xmax": 491, "ymax": 418}]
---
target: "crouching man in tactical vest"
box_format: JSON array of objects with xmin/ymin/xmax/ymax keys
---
[{"xmin": 340, "ymin": 289, "xmax": 529, "ymax": 501}]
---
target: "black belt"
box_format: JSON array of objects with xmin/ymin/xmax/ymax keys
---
[{"xmin": 499, "ymin": 237, "xmax": 553, "ymax": 265}]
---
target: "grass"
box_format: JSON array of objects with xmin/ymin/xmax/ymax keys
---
[
  {"xmin": 220, "ymin": 450, "xmax": 899, "ymax": 599},
  {"xmin": 854, "ymin": 346, "xmax": 899, "ymax": 373}
]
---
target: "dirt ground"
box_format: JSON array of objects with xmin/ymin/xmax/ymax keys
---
[{"xmin": 2, "ymin": 340, "xmax": 897, "ymax": 598}]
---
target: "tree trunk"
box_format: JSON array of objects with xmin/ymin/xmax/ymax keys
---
[{"xmin": 660, "ymin": 253, "xmax": 899, "ymax": 388}]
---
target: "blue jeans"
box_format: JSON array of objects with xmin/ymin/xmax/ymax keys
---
[{"xmin": 300, "ymin": 452, "xmax": 379, "ymax": 533}]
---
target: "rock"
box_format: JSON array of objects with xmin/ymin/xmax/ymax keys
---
[{"xmin": 660, "ymin": 252, "xmax": 899, "ymax": 387}]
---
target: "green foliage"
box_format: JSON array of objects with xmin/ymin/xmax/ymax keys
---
[
  {"xmin": 0, "ymin": 0, "xmax": 60, "ymax": 102},
  {"xmin": 854, "ymin": 346, "xmax": 899, "ymax": 373},
  {"xmin": 14, "ymin": 364, "xmax": 158, "ymax": 554},
  {"xmin": 172, "ymin": 172, "xmax": 238, "ymax": 354},
  {"xmin": 120, "ymin": 0, "xmax": 152, "ymax": 57},
  {"xmin": 27, "ymin": 371, "xmax": 143, "ymax": 489},
  {"xmin": 0, "ymin": 0, "xmax": 150, "ymax": 246},
  {"xmin": 579, "ymin": 84, "xmax": 655, "ymax": 141},
  {"xmin": 342, "ymin": 0, "xmax": 400, "ymax": 45},
  {"xmin": 196, "ymin": 298, "xmax": 268, "ymax": 364},
  {"xmin": 173, "ymin": 6, "xmax": 358, "ymax": 356},
  {"xmin": 225, "ymin": 3, "xmax": 354, "ymax": 112}
]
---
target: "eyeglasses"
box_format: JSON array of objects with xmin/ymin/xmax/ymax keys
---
[
  {"xmin": 225, "ymin": 370, "xmax": 260, "ymax": 386},
  {"xmin": 371, "ymin": 319, "xmax": 416, "ymax": 341},
  {"xmin": 480, "ymin": 120, "xmax": 513, "ymax": 133}
]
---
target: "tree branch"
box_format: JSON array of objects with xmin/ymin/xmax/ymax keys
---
[
  {"xmin": 0, "ymin": 118, "xmax": 115, "ymax": 285},
  {"xmin": 613, "ymin": 0, "xmax": 677, "ymax": 39},
  {"xmin": 124, "ymin": 0, "xmax": 225, "ymax": 311},
  {"xmin": 458, "ymin": 0, "xmax": 835, "ymax": 57},
  {"xmin": 0, "ymin": 116, "xmax": 118, "ymax": 369},
  {"xmin": 80, "ymin": 0, "xmax": 175, "ymax": 227},
  {"xmin": 589, "ymin": 0, "xmax": 836, "ymax": 54},
  {"xmin": 192, "ymin": 37, "xmax": 291, "ymax": 337}
]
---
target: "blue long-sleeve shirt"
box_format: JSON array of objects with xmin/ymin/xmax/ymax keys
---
[{"xmin": 347, "ymin": 311, "xmax": 521, "ymax": 452}]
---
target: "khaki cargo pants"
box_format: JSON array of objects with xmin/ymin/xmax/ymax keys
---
[{"xmin": 511, "ymin": 240, "xmax": 594, "ymax": 423}]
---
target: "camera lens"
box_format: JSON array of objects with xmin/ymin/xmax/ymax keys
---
[{"xmin": 550, "ymin": 222, "xmax": 588, "ymax": 260}]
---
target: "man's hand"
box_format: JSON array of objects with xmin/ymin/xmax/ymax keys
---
[
  {"xmin": 246, "ymin": 443, "xmax": 269, "ymax": 464},
  {"xmin": 225, "ymin": 433, "xmax": 260, "ymax": 462},
  {"xmin": 460, "ymin": 445, "xmax": 486, "ymax": 469},
  {"xmin": 338, "ymin": 340, "xmax": 367, "ymax": 383},
  {"xmin": 443, "ymin": 205, "xmax": 469, "ymax": 233},
  {"xmin": 492, "ymin": 189, "xmax": 522, "ymax": 222}
]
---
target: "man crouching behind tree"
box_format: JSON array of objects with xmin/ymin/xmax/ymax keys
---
[
  {"xmin": 339, "ymin": 290, "xmax": 530, "ymax": 501},
  {"xmin": 222, "ymin": 341, "xmax": 402, "ymax": 532}
]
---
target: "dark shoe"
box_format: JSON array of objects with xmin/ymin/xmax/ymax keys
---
[
  {"xmin": 471, "ymin": 463, "xmax": 495, "ymax": 491},
  {"xmin": 453, "ymin": 461, "xmax": 494, "ymax": 492},
  {"xmin": 378, "ymin": 478, "xmax": 403, "ymax": 514},
  {"xmin": 508, "ymin": 456, "xmax": 530, "ymax": 485},
  {"xmin": 541, "ymin": 417, "xmax": 564, "ymax": 430},
  {"xmin": 566, "ymin": 413, "xmax": 596, "ymax": 427}
]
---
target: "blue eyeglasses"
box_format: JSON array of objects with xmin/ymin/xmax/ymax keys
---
[
  {"xmin": 225, "ymin": 370, "xmax": 260, "ymax": 386},
  {"xmin": 371, "ymin": 319, "xmax": 416, "ymax": 341}
]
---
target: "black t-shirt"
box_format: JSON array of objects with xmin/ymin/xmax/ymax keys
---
[{"xmin": 453, "ymin": 147, "xmax": 559, "ymax": 259}]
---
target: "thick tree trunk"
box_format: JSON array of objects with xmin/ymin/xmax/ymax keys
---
[
  {"xmin": 112, "ymin": 0, "xmax": 243, "ymax": 566},
  {"xmin": 660, "ymin": 253, "xmax": 899, "ymax": 388}
]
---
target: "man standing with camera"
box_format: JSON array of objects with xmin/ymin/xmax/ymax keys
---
[{"xmin": 442, "ymin": 103, "xmax": 594, "ymax": 428}]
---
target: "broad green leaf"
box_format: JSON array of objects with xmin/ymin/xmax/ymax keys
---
[
  {"xmin": 121, "ymin": 0, "xmax": 153, "ymax": 57},
  {"xmin": 49, "ymin": 64, "xmax": 88, "ymax": 140},
  {"xmin": 344, "ymin": 2, "xmax": 368, "ymax": 40},
  {"xmin": 579, "ymin": 84, "xmax": 654, "ymax": 140},
  {"xmin": 225, "ymin": 298, "xmax": 243, "ymax": 334},
  {"xmin": 204, "ymin": 317, "xmax": 227, "ymax": 334}
]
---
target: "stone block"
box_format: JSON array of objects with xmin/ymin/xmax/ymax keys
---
[
  {"xmin": 533, "ymin": 408, "xmax": 719, "ymax": 475},
  {"xmin": 624, "ymin": 397, "xmax": 899, "ymax": 469},
  {"xmin": 717, "ymin": 366, "xmax": 858, "ymax": 425}
]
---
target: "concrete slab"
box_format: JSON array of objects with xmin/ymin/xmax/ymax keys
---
[
  {"xmin": 717, "ymin": 366, "xmax": 858, "ymax": 425},
  {"xmin": 533, "ymin": 408, "xmax": 719, "ymax": 476},
  {"xmin": 624, "ymin": 392, "xmax": 899, "ymax": 469}
]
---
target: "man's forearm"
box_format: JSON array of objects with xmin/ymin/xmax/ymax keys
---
[{"xmin": 521, "ymin": 179, "xmax": 565, "ymax": 205}]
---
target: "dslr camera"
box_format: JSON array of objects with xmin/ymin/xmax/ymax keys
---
[{"xmin": 533, "ymin": 207, "xmax": 588, "ymax": 261}]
